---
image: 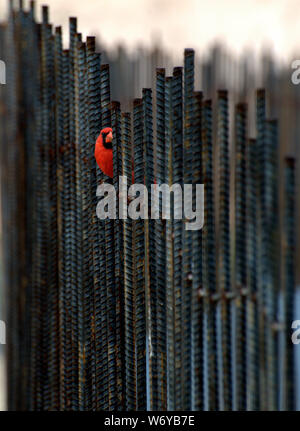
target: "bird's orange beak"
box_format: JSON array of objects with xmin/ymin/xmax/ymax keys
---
[{"xmin": 106, "ymin": 131, "xmax": 113, "ymax": 143}]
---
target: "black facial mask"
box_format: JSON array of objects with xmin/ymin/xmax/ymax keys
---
[{"xmin": 102, "ymin": 132, "xmax": 112, "ymax": 149}]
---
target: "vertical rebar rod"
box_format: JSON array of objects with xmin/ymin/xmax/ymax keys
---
[
  {"xmin": 165, "ymin": 77, "xmax": 175, "ymax": 410},
  {"xmin": 67, "ymin": 16, "xmax": 79, "ymax": 410},
  {"xmin": 100, "ymin": 64, "xmax": 111, "ymax": 129},
  {"xmin": 155, "ymin": 68, "xmax": 167, "ymax": 411},
  {"xmin": 234, "ymin": 103, "xmax": 247, "ymax": 411},
  {"xmin": 133, "ymin": 98, "xmax": 147, "ymax": 411},
  {"xmin": 54, "ymin": 25, "xmax": 64, "ymax": 412},
  {"xmin": 256, "ymin": 89, "xmax": 266, "ymax": 410},
  {"xmin": 245, "ymin": 138, "xmax": 259, "ymax": 410},
  {"xmin": 46, "ymin": 23, "xmax": 61, "ymax": 412},
  {"xmin": 182, "ymin": 49, "xmax": 194, "ymax": 410},
  {"xmin": 75, "ymin": 37, "xmax": 88, "ymax": 411},
  {"xmin": 13, "ymin": 4, "xmax": 27, "ymax": 410},
  {"xmin": 18, "ymin": 6, "xmax": 34, "ymax": 410},
  {"xmin": 100, "ymin": 64, "xmax": 117, "ymax": 410},
  {"xmin": 217, "ymin": 90, "xmax": 231, "ymax": 410},
  {"xmin": 264, "ymin": 119, "xmax": 279, "ymax": 411},
  {"xmin": 5, "ymin": 3, "xmax": 19, "ymax": 410},
  {"xmin": 172, "ymin": 67, "xmax": 183, "ymax": 411},
  {"xmin": 202, "ymin": 99, "xmax": 217, "ymax": 410},
  {"xmin": 40, "ymin": 9, "xmax": 54, "ymax": 409},
  {"xmin": 112, "ymin": 100, "xmax": 126, "ymax": 410},
  {"xmin": 282, "ymin": 158, "xmax": 296, "ymax": 410},
  {"xmin": 87, "ymin": 41, "xmax": 108, "ymax": 411},
  {"xmin": 191, "ymin": 91, "xmax": 203, "ymax": 410},
  {"xmin": 121, "ymin": 112, "xmax": 136, "ymax": 410},
  {"xmin": 142, "ymin": 88, "xmax": 155, "ymax": 410}
]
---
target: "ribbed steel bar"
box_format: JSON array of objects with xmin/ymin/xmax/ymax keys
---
[
  {"xmin": 100, "ymin": 63, "xmax": 114, "ymax": 412},
  {"xmin": 46, "ymin": 20, "xmax": 59, "ymax": 412},
  {"xmin": 255, "ymin": 89, "xmax": 267, "ymax": 410},
  {"xmin": 59, "ymin": 47, "xmax": 72, "ymax": 410},
  {"xmin": 112, "ymin": 100, "xmax": 126, "ymax": 410},
  {"xmin": 182, "ymin": 49, "xmax": 194, "ymax": 410},
  {"xmin": 17, "ymin": 5, "xmax": 35, "ymax": 409},
  {"xmin": 202, "ymin": 99, "xmax": 217, "ymax": 410},
  {"xmin": 171, "ymin": 67, "xmax": 183, "ymax": 411},
  {"xmin": 100, "ymin": 64, "xmax": 117, "ymax": 411},
  {"xmin": 4, "ymin": 2, "xmax": 20, "ymax": 410},
  {"xmin": 86, "ymin": 39, "xmax": 108, "ymax": 411},
  {"xmin": 217, "ymin": 90, "xmax": 231, "ymax": 410},
  {"xmin": 9, "ymin": 3, "xmax": 35, "ymax": 409},
  {"xmin": 45, "ymin": 20, "xmax": 60, "ymax": 412},
  {"xmin": 282, "ymin": 158, "xmax": 296, "ymax": 410},
  {"xmin": 155, "ymin": 68, "xmax": 167, "ymax": 411},
  {"xmin": 164, "ymin": 76, "xmax": 175, "ymax": 410},
  {"xmin": 73, "ymin": 32, "xmax": 82, "ymax": 409},
  {"xmin": 54, "ymin": 25, "xmax": 64, "ymax": 411},
  {"xmin": 133, "ymin": 98, "xmax": 147, "ymax": 410},
  {"xmin": 8, "ymin": 3, "xmax": 26, "ymax": 410},
  {"xmin": 38, "ymin": 7, "xmax": 53, "ymax": 409},
  {"xmin": 234, "ymin": 103, "xmax": 248, "ymax": 411},
  {"xmin": 100, "ymin": 64, "xmax": 111, "ymax": 129},
  {"xmin": 64, "ymin": 16, "xmax": 79, "ymax": 410},
  {"xmin": 264, "ymin": 119, "xmax": 279, "ymax": 411},
  {"xmin": 13, "ymin": 1, "xmax": 25, "ymax": 408},
  {"xmin": 245, "ymin": 138, "xmax": 259, "ymax": 410},
  {"xmin": 121, "ymin": 112, "xmax": 136, "ymax": 410},
  {"xmin": 142, "ymin": 88, "xmax": 155, "ymax": 410},
  {"xmin": 191, "ymin": 91, "xmax": 203, "ymax": 410},
  {"xmin": 256, "ymin": 114, "xmax": 279, "ymax": 411},
  {"xmin": 104, "ymin": 195, "xmax": 116, "ymax": 413},
  {"xmin": 74, "ymin": 36, "xmax": 87, "ymax": 410}
]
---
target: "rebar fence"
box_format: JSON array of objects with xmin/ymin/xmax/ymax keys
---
[{"xmin": 0, "ymin": 2, "xmax": 298, "ymax": 411}]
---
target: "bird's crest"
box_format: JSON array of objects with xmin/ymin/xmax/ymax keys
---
[{"xmin": 101, "ymin": 127, "xmax": 113, "ymax": 149}]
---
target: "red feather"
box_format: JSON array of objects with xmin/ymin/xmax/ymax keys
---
[{"xmin": 95, "ymin": 127, "xmax": 113, "ymax": 178}]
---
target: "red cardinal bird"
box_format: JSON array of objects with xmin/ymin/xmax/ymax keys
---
[
  {"xmin": 95, "ymin": 127, "xmax": 136, "ymax": 183},
  {"xmin": 95, "ymin": 127, "xmax": 113, "ymax": 178}
]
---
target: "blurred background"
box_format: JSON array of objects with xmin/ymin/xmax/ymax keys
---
[
  {"xmin": 0, "ymin": 0, "xmax": 300, "ymax": 411},
  {"xmin": 1, "ymin": 0, "xmax": 299, "ymax": 131},
  {"xmin": 2, "ymin": 0, "xmax": 300, "ymax": 61},
  {"xmin": 1, "ymin": 1, "xmax": 299, "ymax": 151}
]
